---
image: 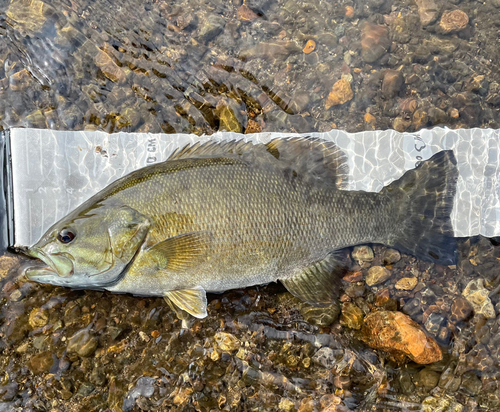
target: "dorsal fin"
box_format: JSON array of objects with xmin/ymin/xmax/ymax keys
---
[
  {"xmin": 265, "ymin": 137, "xmax": 349, "ymax": 190},
  {"xmin": 167, "ymin": 137, "xmax": 349, "ymax": 189}
]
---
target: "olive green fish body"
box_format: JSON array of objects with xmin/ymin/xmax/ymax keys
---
[{"xmin": 24, "ymin": 138, "xmax": 458, "ymax": 319}]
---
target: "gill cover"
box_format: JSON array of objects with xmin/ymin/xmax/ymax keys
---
[{"xmin": 25, "ymin": 205, "xmax": 150, "ymax": 288}]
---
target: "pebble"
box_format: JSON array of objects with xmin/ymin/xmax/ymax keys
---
[
  {"xmin": 298, "ymin": 398, "xmax": 314, "ymax": 412},
  {"xmin": 279, "ymin": 397, "xmax": 295, "ymax": 411},
  {"xmin": 439, "ymin": 10, "xmax": 469, "ymax": 34},
  {"xmin": 393, "ymin": 116, "xmax": 412, "ymax": 133},
  {"xmin": 382, "ymin": 70, "xmax": 404, "ymax": 98},
  {"xmin": 312, "ymin": 347, "xmax": 337, "ymax": 368},
  {"xmin": 217, "ymin": 105, "xmax": 243, "ymax": 133},
  {"xmin": 351, "ymin": 245, "xmax": 374, "ymax": 264},
  {"xmin": 395, "ymin": 277, "xmax": 418, "ymax": 291},
  {"xmin": 214, "ymin": 332, "xmax": 240, "ymax": 351},
  {"xmin": 29, "ymin": 307, "xmax": 49, "ymax": 328},
  {"xmin": 374, "ymin": 288, "xmax": 398, "ymax": 310},
  {"xmin": 462, "ymin": 279, "xmax": 496, "ymax": 319},
  {"xmin": 421, "ymin": 395, "xmax": 463, "ymax": 412},
  {"xmin": 417, "ymin": 368, "xmax": 441, "ymax": 390},
  {"xmin": 28, "ymin": 351, "xmax": 54, "ymax": 374},
  {"xmin": 360, "ymin": 21, "xmax": 390, "ymax": 63},
  {"xmin": 301, "ymin": 303, "xmax": 340, "ymax": 326},
  {"xmin": 383, "ymin": 249, "xmax": 401, "ymax": 265},
  {"xmin": 245, "ymin": 119, "xmax": 262, "ymax": 134},
  {"xmin": 415, "ymin": 0, "xmax": 440, "ymax": 26},
  {"xmin": 364, "ymin": 112, "xmax": 376, "ymax": 127},
  {"xmin": 366, "ymin": 266, "xmax": 391, "ymax": 286},
  {"xmin": 198, "ymin": 14, "xmax": 225, "ymax": 42},
  {"xmin": 325, "ymin": 78, "xmax": 353, "ymax": 109},
  {"xmin": 303, "ymin": 39, "xmax": 316, "ymax": 54},
  {"xmin": 362, "ymin": 310, "xmax": 442, "ymax": 364},
  {"xmin": 95, "ymin": 51, "xmax": 126, "ymax": 83},
  {"xmin": 237, "ymin": 4, "xmax": 258, "ymax": 22},
  {"xmin": 424, "ymin": 312, "xmax": 445, "ymax": 336},
  {"xmin": 0, "ymin": 256, "xmax": 19, "ymax": 279},
  {"xmin": 340, "ymin": 302, "xmax": 364, "ymax": 330},
  {"xmin": 450, "ymin": 296, "xmax": 473, "ymax": 322},
  {"xmin": 67, "ymin": 328, "xmax": 98, "ymax": 357}
]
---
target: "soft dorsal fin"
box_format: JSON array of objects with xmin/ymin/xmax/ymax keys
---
[
  {"xmin": 167, "ymin": 137, "xmax": 349, "ymax": 189},
  {"xmin": 265, "ymin": 137, "xmax": 349, "ymax": 190}
]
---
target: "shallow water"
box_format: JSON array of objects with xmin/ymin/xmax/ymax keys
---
[{"xmin": 0, "ymin": 0, "xmax": 500, "ymax": 411}]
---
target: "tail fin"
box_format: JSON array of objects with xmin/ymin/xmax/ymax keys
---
[{"xmin": 383, "ymin": 151, "xmax": 458, "ymax": 265}]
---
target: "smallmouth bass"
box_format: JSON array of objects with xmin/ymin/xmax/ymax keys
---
[{"xmin": 23, "ymin": 138, "xmax": 458, "ymax": 321}]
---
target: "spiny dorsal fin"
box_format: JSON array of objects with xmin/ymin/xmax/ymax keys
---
[
  {"xmin": 148, "ymin": 232, "xmax": 210, "ymax": 271},
  {"xmin": 167, "ymin": 137, "xmax": 349, "ymax": 190},
  {"xmin": 280, "ymin": 253, "xmax": 345, "ymax": 305},
  {"xmin": 164, "ymin": 286, "xmax": 208, "ymax": 319}
]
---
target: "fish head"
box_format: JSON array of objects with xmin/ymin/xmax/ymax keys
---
[{"xmin": 24, "ymin": 204, "xmax": 150, "ymax": 289}]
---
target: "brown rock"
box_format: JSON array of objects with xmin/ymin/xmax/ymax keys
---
[
  {"xmin": 95, "ymin": 51, "xmax": 126, "ymax": 83},
  {"xmin": 28, "ymin": 351, "xmax": 54, "ymax": 374},
  {"xmin": 364, "ymin": 112, "xmax": 376, "ymax": 126},
  {"xmin": 366, "ymin": 266, "xmax": 391, "ymax": 286},
  {"xmin": 245, "ymin": 119, "xmax": 262, "ymax": 134},
  {"xmin": 412, "ymin": 109, "xmax": 429, "ymax": 130},
  {"xmin": 215, "ymin": 332, "xmax": 240, "ymax": 351},
  {"xmin": 361, "ymin": 21, "xmax": 390, "ymax": 63},
  {"xmin": 345, "ymin": 6, "xmax": 354, "ymax": 18},
  {"xmin": 415, "ymin": 0, "xmax": 439, "ymax": 26},
  {"xmin": 340, "ymin": 302, "xmax": 364, "ymax": 330},
  {"xmin": 395, "ymin": 277, "xmax": 418, "ymax": 291},
  {"xmin": 382, "ymin": 70, "xmax": 404, "ymax": 98},
  {"xmin": 29, "ymin": 307, "xmax": 49, "ymax": 329},
  {"xmin": 362, "ymin": 311, "xmax": 442, "ymax": 364},
  {"xmin": 325, "ymin": 78, "xmax": 353, "ymax": 109},
  {"xmin": 303, "ymin": 39, "xmax": 316, "ymax": 54},
  {"xmin": 439, "ymin": 10, "xmax": 469, "ymax": 33},
  {"xmin": 67, "ymin": 328, "xmax": 98, "ymax": 357},
  {"xmin": 237, "ymin": 4, "xmax": 258, "ymax": 22}
]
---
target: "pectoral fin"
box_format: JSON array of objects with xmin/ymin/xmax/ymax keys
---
[
  {"xmin": 164, "ymin": 286, "xmax": 208, "ymax": 319},
  {"xmin": 280, "ymin": 253, "xmax": 345, "ymax": 305},
  {"xmin": 149, "ymin": 232, "xmax": 210, "ymax": 271}
]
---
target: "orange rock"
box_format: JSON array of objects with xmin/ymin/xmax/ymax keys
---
[
  {"xmin": 245, "ymin": 119, "xmax": 262, "ymax": 134},
  {"xmin": 364, "ymin": 112, "xmax": 376, "ymax": 125},
  {"xmin": 343, "ymin": 271, "xmax": 363, "ymax": 282},
  {"xmin": 303, "ymin": 39, "xmax": 316, "ymax": 54},
  {"xmin": 325, "ymin": 78, "xmax": 353, "ymax": 109},
  {"xmin": 345, "ymin": 6, "xmax": 354, "ymax": 18},
  {"xmin": 450, "ymin": 108, "xmax": 459, "ymax": 119},
  {"xmin": 237, "ymin": 4, "xmax": 258, "ymax": 21},
  {"xmin": 362, "ymin": 310, "xmax": 442, "ymax": 364}
]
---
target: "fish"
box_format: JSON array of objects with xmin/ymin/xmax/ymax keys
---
[{"xmin": 22, "ymin": 138, "xmax": 458, "ymax": 322}]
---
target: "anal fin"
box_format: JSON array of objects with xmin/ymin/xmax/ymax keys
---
[
  {"xmin": 164, "ymin": 286, "xmax": 208, "ymax": 319},
  {"xmin": 280, "ymin": 253, "xmax": 344, "ymax": 305}
]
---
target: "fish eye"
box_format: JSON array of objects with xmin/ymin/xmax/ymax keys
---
[{"xmin": 57, "ymin": 228, "xmax": 76, "ymax": 244}]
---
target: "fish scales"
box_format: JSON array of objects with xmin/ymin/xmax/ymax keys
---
[{"xmin": 23, "ymin": 138, "xmax": 458, "ymax": 320}]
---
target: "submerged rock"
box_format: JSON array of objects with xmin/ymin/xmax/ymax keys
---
[
  {"xmin": 340, "ymin": 302, "xmax": 364, "ymax": 329},
  {"xmin": 360, "ymin": 21, "xmax": 390, "ymax": 63},
  {"xmin": 439, "ymin": 10, "xmax": 469, "ymax": 34},
  {"xmin": 325, "ymin": 78, "xmax": 353, "ymax": 109},
  {"xmin": 415, "ymin": 0, "xmax": 440, "ymax": 26},
  {"xmin": 463, "ymin": 279, "xmax": 496, "ymax": 319},
  {"xmin": 366, "ymin": 266, "xmax": 391, "ymax": 286},
  {"xmin": 362, "ymin": 310, "xmax": 442, "ymax": 364},
  {"xmin": 351, "ymin": 245, "xmax": 374, "ymax": 265}
]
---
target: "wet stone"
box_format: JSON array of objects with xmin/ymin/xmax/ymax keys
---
[
  {"xmin": 395, "ymin": 277, "xmax": 418, "ymax": 291},
  {"xmin": 360, "ymin": 21, "xmax": 390, "ymax": 63},
  {"xmin": 95, "ymin": 51, "xmax": 126, "ymax": 83},
  {"xmin": 198, "ymin": 14, "xmax": 225, "ymax": 42},
  {"xmin": 325, "ymin": 78, "xmax": 353, "ymax": 109},
  {"xmin": 383, "ymin": 248, "xmax": 401, "ymax": 265},
  {"xmin": 460, "ymin": 371, "xmax": 482, "ymax": 396},
  {"xmin": 29, "ymin": 307, "xmax": 49, "ymax": 328},
  {"xmin": 417, "ymin": 368, "xmax": 441, "ymax": 390},
  {"xmin": 450, "ymin": 295, "xmax": 473, "ymax": 322},
  {"xmin": 67, "ymin": 328, "xmax": 98, "ymax": 357},
  {"xmin": 301, "ymin": 303, "xmax": 340, "ymax": 326},
  {"xmin": 278, "ymin": 397, "xmax": 295, "ymax": 411},
  {"xmin": 424, "ymin": 312, "xmax": 445, "ymax": 336},
  {"xmin": 312, "ymin": 347, "xmax": 338, "ymax": 368},
  {"xmin": 439, "ymin": 10, "xmax": 469, "ymax": 34},
  {"xmin": 421, "ymin": 395, "xmax": 464, "ymax": 412},
  {"xmin": 366, "ymin": 266, "xmax": 391, "ymax": 286},
  {"xmin": 28, "ymin": 351, "xmax": 54, "ymax": 374},
  {"xmin": 415, "ymin": 0, "xmax": 440, "ymax": 26},
  {"xmin": 351, "ymin": 245, "xmax": 374, "ymax": 265},
  {"xmin": 237, "ymin": 4, "xmax": 258, "ymax": 22},
  {"xmin": 382, "ymin": 70, "xmax": 404, "ymax": 98},
  {"xmin": 463, "ymin": 278, "xmax": 496, "ymax": 319},
  {"xmin": 362, "ymin": 310, "xmax": 442, "ymax": 364},
  {"xmin": 340, "ymin": 302, "xmax": 364, "ymax": 330},
  {"xmin": 214, "ymin": 332, "xmax": 240, "ymax": 351}
]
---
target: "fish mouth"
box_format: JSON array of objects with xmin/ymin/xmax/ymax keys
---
[{"xmin": 23, "ymin": 248, "xmax": 74, "ymax": 279}]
